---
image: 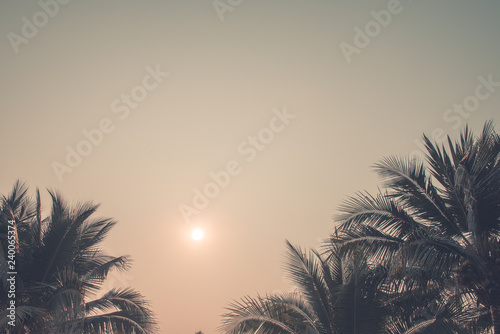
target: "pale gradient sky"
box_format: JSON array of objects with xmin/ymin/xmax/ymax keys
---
[{"xmin": 1, "ymin": 1, "xmax": 499, "ymax": 333}]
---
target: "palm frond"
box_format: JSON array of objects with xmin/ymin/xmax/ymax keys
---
[{"xmin": 284, "ymin": 241, "xmax": 335, "ymax": 334}]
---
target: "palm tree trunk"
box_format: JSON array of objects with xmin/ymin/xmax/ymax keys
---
[{"xmin": 491, "ymin": 305, "xmax": 500, "ymax": 334}]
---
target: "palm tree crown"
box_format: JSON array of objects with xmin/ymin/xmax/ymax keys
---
[
  {"xmin": 332, "ymin": 121, "xmax": 500, "ymax": 332},
  {"xmin": 0, "ymin": 182, "xmax": 158, "ymax": 333},
  {"xmin": 221, "ymin": 241, "xmax": 395, "ymax": 334}
]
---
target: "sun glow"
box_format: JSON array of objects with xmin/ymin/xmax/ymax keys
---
[{"xmin": 191, "ymin": 228, "xmax": 205, "ymax": 241}]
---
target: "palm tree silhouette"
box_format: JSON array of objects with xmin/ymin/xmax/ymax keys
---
[
  {"xmin": 0, "ymin": 182, "xmax": 158, "ymax": 333},
  {"xmin": 333, "ymin": 121, "xmax": 499, "ymax": 333},
  {"xmin": 221, "ymin": 241, "xmax": 394, "ymax": 333}
]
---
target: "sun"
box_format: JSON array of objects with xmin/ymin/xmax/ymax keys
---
[{"xmin": 191, "ymin": 228, "xmax": 204, "ymax": 241}]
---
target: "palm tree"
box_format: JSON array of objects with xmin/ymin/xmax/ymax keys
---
[
  {"xmin": 221, "ymin": 239, "xmax": 477, "ymax": 334},
  {"xmin": 221, "ymin": 240, "xmax": 398, "ymax": 334},
  {"xmin": 0, "ymin": 181, "xmax": 158, "ymax": 333},
  {"xmin": 331, "ymin": 121, "xmax": 499, "ymax": 333}
]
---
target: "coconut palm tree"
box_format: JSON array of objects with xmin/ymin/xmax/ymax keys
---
[
  {"xmin": 0, "ymin": 181, "xmax": 158, "ymax": 333},
  {"xmin": 221, "ymin": 240, "xmax": 476, "ymax": 334},
  {"xmin": 221, "ymin": 240, "xmax": 397, "ymax": 334},
  {"xmin": 331, "ymin": 121, "xmax": 499, "ymax": 333}
]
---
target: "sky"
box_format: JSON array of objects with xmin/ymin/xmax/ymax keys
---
[{"xmin": 1, "ymin": 0, "xmax": 499, "ymax": 333}]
